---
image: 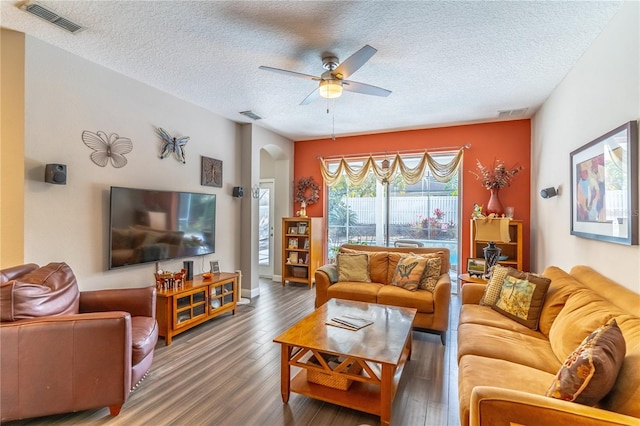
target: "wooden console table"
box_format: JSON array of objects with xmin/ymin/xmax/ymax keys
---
[{"xmin": 156, "ymin": 272, "xmax": 238, "ymax": 345}]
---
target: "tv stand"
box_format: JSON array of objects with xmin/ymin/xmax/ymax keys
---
[{"xmin": 155, "ymin": 272, "xmax": 239, "ymax": 345}]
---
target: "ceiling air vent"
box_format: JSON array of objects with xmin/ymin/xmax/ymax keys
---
[
  {"xmin": 498, "ymin": 108, "xmax": 528, "ymax": 118},
  {"xmin": 19, "ymin": 1, "xmax": 85, "ymax": 34},
  {"xmin": 239, "ymin": 111, "xmax": 262, "ymax": 121}
]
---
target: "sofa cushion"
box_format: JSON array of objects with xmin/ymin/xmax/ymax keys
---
[
  {"xmin": 549, "ymin": 289, "xmax": 631, "ymax": 363},
  {"xmin": 327, "ymin": 282, "xmax": 383, "ymax": 304},
  {"xmin": 546, "ymin": 319, "xmax": 626, "ymax": 406},
  {"xmin": 377, "ymin": 286, "xmax": 434, "ymax": 313},
  {"xmin": 390, "ymin": 255, "xmax": 428, "ymax": 291},
  {"xmin": 538, "ymin": 266, "xmax": 583, "ymax": 337},
  {"xmin": 457, "ymin": 323, "xmax": 561, "ymax": 373},
  {"xmin": 0, "ymin": 262, "xmax": 80, "ymax": 321},
  {"xmin": 459, "ymin": 304, "xmax": 549, "ymax": 339},
  {"xmin": 491, "ymin": 269, "xmax": 551, "ymax": 330},
  {"xmin": 479, "ymin": 265, "xmax": 509, "ymax": 306},
  {"xmin": 458, "ymin": 354, "xmax": 556, "ymax": 426},
  {"xmin": 336, "ymin": 253, "xmax": 370, "ymax": 283}
]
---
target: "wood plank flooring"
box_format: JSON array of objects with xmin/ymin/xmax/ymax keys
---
[{"xmin": 3, "ymin": 279, "xmax": 461, "ymax": 426}]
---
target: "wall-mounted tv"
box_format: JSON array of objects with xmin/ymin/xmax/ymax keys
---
[{"xmin": 109, "ymin": 186, "xmax": 216, "ymax": 269}]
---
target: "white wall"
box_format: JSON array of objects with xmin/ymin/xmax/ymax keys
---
[
  {"xmin": 23, "ymin": 36, "xmax": 292, "ymax": 291},
  {"xmin": 531, "ymin": 1, "xmax": 640, "ymax": 292}
]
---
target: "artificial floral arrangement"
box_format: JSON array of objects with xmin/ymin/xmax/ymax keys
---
[{"xmin": 472, "ymin": 159, "xmax": 523, "ymax": 190}]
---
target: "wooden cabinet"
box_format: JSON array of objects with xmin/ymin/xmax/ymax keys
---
[
  {"xmin": 282, "ymin": 217, "xmax": 323, "ymax": 288},
  {"xmin": 470, "ymin": 219, "xmax": 523, "ymax": 271},
  {"xmin": 156, "ymin": 272, "xmax": 239, "ymax": 345}
]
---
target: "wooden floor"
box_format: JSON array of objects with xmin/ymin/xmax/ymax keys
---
[{"xmin": 4, "ymin": 279, "xmax": 461, "ymax": 426}]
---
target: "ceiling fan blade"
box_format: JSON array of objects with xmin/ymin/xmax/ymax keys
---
[
  {"xmin": 342, "ymin": 80, "xmax": 391, "ymax": 97},
  {"xmin": 258, "ymin": 66, "xmax": 319, "ymax": 81},
  {"xmin": 333, "ymin": 45, "xmax": 377, "ymax": 79},
  {"xmin": 300, "ymin": 87, "xmax": 320, "ymax": 105}
]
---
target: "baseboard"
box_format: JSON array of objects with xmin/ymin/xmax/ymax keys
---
[
  {"xmin": 272, "ymin": 274, "xmax": 282, "ymax": 282},
  {"xmin": 241, "ymin": 287, "xmax": 260, "ymax": 299}
]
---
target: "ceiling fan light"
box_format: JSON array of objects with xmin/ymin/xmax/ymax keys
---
[{"xmin": 318, "ymin": 80, "xmax": 343, "ymax": 99}]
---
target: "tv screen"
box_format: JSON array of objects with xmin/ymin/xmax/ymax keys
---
[{"xmin": 109, "ymin": 186, "xmax": 216, "ymax": 269}]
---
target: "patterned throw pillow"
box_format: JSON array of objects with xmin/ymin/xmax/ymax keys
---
[
  {"xmin": 418, "ymin": 257, "xmax": 442, "ymax": 292},
  {"xmin": 491, "ymin": 268, "xmax": 551, "ymax": 330},
  {"xmin": 391, "ymin": 255, "xmax": 428, "ymax": 291},
  {"xmin": 546, "ymin": 319, "xmax": 626, "ymax": 406},
  {"xmin": 336, "ymin": 253, "xmax": 370, "ymax": 283},
  {"xmin": 479, "ymin": 265, "xmax": 510, "ymax": 306}
]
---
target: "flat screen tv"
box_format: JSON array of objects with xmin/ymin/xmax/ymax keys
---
[{"xmin": 109, "ymin": 186, "xmax": 216, "ymax": 269}]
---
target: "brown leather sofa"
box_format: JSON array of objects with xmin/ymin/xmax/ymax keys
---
[
  {"xmin": 0, "ymin": 262, "xmax": 158, "ymax": 422},
  {"xmin": 315, "ymin": 244, "xmax": 451, "ymax": 344}
]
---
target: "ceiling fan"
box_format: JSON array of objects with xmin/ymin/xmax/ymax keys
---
[{"xmin": 259, "ymin": 45, "xmax": 391, "ymax": 105}]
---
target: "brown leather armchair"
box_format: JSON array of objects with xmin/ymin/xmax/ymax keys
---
[{"xmin": 0, "ymin": 262, "xmax": 158, "ymax": 422}]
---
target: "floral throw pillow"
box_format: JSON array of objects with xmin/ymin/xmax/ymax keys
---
[
  {"xmin": 391, "ymin": 255, "xmax": 428, "ymax": 291},
  {"xmin": 491, "ymin": 268, "xmax": 551, "ymax": 330},
  {"xmin": 546, "ymin": 319, "xmax": 626, "ymax": 406},
  {"xmin": 418, "ymin": 257, "xmax": 442, "ymax": 292}
]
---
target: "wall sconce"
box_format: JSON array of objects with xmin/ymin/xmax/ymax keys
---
[
  {"xmin": 251, "ymin": 184, "xmax": 260, "ymax": 199},
  {"xmin": 540, "ymin": 187, "xmax": 558, "ymax": 199}
]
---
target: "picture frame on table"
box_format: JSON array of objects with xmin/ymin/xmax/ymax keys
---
[
  {"xmin": 570, "ymin": 121, "xmax": 638, "ymax": 245},
  {"xmin": 466, "ymin": 258, "xmax": 486, "ymax": 277},
  {"xmin": 210, "ymin": 260, "xmax": 220, "ymax": 274}
]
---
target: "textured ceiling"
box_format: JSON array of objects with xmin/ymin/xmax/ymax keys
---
[{"xmin": 1, "ymin": 0, "xmax": 623, "ymax": 141}]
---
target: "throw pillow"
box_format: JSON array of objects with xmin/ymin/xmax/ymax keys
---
[
  {"xmin": 390, "ymin": 255, "xmax": 428, "ymax": 291},
  {"xmin": 491, "ymin": 268, "xmax": 551, "ymax": 330},
  {"xmin": 546, "ymin": 319, "xmax": 626, "ymax": 406},
  {"xmin": 479, "ymin": 264, "xmax": 510, "ymax": 306},
  {"xmin": 418, "ymin": 257, "xmax": 442, "ymax": 292},
  {"xmin": 336, "ymin": 253, "xmax": 370, "ymax": 283}
]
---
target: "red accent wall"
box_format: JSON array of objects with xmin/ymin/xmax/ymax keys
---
[{"xmin": 294, "ymin": 119, "xmax": 531, "ymax": 271}]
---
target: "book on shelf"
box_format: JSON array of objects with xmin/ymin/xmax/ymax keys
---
[{"xmin": 326, "ymin": 315, "xmax": 373, "ymax": 330}]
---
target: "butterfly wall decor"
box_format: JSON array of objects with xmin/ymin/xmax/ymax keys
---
[
  {"xmin": 82, "ymin": 130, "xmax": 133, "ymax": 168},
  {"xmin": 157, "ymin": 127, "xmax": 189, "ymax": 164}
]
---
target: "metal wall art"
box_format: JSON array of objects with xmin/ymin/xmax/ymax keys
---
[
  {"xmin": 201, "ymin": 156, "xmax": 223, "ymax": 187},
  {"xmin": 157, "ymin": 127, "xmax": 189, "ymax": 164},
  {"xmin": 82, "ymin": 130, "xmax": 133, "ymax": 168}
]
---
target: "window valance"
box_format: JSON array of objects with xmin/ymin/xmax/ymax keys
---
[{"xmin": 318, "ymin": 148, "xmax": 464, "ymax": 187}]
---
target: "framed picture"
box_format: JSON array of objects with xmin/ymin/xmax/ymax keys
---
[
  {"xmin": 303, "ymin": 238, "xmax": 310, "ymax": 249},
  {"xmin": 201, "ymin": 156, "xmax": 223, "ymax": 187},
  {"xmin": 466, "ymin": 258, "xmax": 486, "ymax": 277},
  {"xmin": 288, "ymin": 238, "xmax": 298, "ymax": 249},
  {"xmin": 298, "ymin": 223, "xmax": 307, "ymax": 234},
  {"xmin": 210, "ymin": 260, "xmax": 220, "ymax": 274},
  {"xmin": 288, "ymin": 252, "xmax": 298, "ymax": 264},
  {"xmin": 288, "ymin": 227, "xmax": 297, "ymax": 235},
  {"xmin": 570, "ymin": 121, "xmax": 638, "ymax": 245}
]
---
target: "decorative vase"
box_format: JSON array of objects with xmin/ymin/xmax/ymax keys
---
[
  {"xmin": 300, "ymin": 201, "xmax": 307, "ymax": 217},
  {"xmin": 483, "ymin": 241, "xmax": 502, "ymax": 278},
  {"xmin": 485, "ymin": 189, "xmax": 504, "ymax": 216}
]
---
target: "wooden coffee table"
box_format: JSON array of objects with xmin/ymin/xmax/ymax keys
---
[{"xmin": 273, "ymin": 299, "xmax": 417, "ymax": 426}]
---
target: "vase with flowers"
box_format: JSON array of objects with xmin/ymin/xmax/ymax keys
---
[{"xmin": 472, "ymin": 159, "xmax": 522, "ymax": 216}]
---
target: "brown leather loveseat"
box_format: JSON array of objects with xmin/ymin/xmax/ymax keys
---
[{"xmin": 0, "ymin": 262, "xmax": 158, "ymax": 422}]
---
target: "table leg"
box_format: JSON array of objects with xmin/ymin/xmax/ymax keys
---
[
  {"xmin": 280, "ymin": 344, "xmax": 291, "ymax": 403},
  {"xmin": 380, "ymin": 363, "xmax": 394, "ymax": 426}
]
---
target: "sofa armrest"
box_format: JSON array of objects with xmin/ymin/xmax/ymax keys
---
[
  {"xmin": 0, "ymin": 313, "xmax": 132, "ymax": 421},
  {"xmin": 461, "ymin": 283, "xmax": 486, "ymax": 305},
  {"xmin": 314, "ymin": 264, "xmax": 338, "ymax": 308},
  {"xmin": 470, "ymin": 386, "xmax": 639, "ymax": 426},
  {"xmin": 80, "ymin": 286, "xmax": 156, "ymax": 318},
  {"xmin": 430, "ymin": 273, "xmax": 451, "ymax": 332}
]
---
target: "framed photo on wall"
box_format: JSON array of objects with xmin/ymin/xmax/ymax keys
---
[
  {"xmin": 201, "ymin": 156, "xmax": 223, "ymax": 187},
  {"xmin": 570, "ymin": 121, "xmax": 638, "ymax": 245}
]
